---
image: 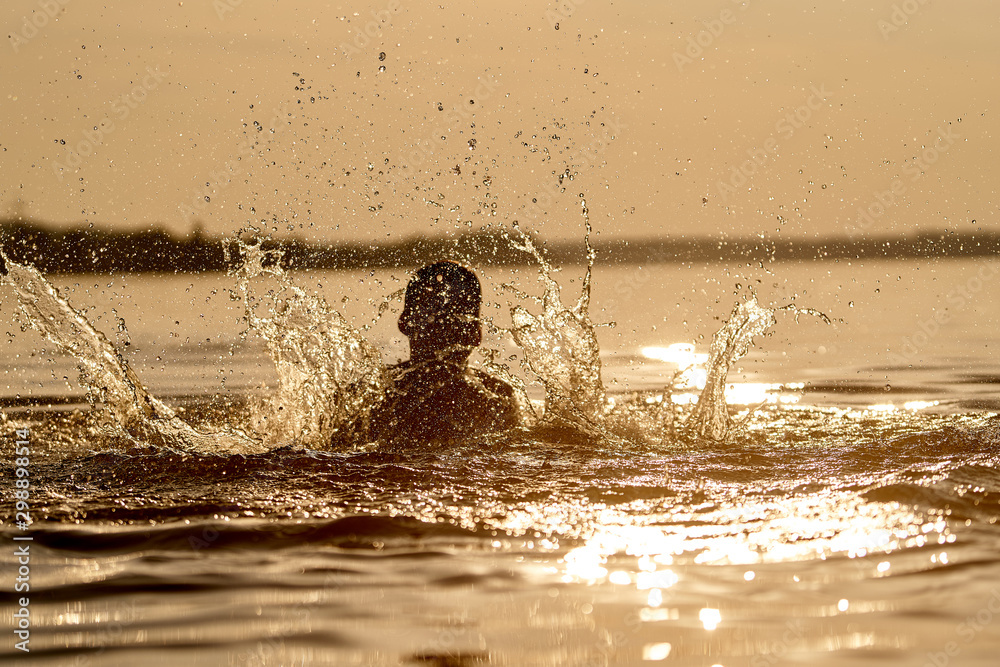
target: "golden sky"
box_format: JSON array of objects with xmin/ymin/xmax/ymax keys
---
[{"xmin": 2, "ymin": 0, "xmax": 998, "ymax": 243}]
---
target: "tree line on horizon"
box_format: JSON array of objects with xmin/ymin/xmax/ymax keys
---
[{"xmin": 1, "ymin": 216, "xmax": 997, "ymax": 275}]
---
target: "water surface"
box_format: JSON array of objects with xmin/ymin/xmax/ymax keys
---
[{"xmin": 2, "ymin": 258, "xmax": 999, "ymax": 666}]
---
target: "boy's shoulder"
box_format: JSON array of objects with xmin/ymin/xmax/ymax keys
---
[{"xmin": 466, "ymin": 366, "xmax": 517, "ymax": 400}]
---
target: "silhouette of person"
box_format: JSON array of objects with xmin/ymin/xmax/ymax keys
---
[{"xmin": 366, "ymin": 260, "xmax": 520, "ymax": 442}]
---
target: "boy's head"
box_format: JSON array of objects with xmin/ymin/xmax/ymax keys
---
[{"xmin": 398, "ymin": 261, "xmax": 482, "ymax": 351}]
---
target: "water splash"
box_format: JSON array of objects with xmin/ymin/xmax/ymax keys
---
[
  {"xmin": 683, "ymin": 297, "xmax": 777, "ymax": 441},
  {"xmin": 685, "ymin": 297, "xmax": 831, "ymax": 442},
  {"xmin": 228, "ymin": 240, "xmax": 386, "ymax": 448},
  {"xmin": 507, "ymin": 209, "xmax": 607, "ymax": 430},
  {"xmin": 0, "ymin": 249, "xmax": 264, "ymax": 454},
  {"xmin": 501, "ymin": 214, "xmax": 830, "ymax": 445},
  {"xmin": 2, "ymin": 229, "xmax": 829, "ymax": 451}
]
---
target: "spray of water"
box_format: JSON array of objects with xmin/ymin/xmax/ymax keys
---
[
  {"xmin": 228, "ymin": 240, "xmax": 386, "ymax": 448},
  {"xmin": 501, "ymin": 208, "xmax": 830, "ymax": 444},
  {"xmin": 685, "ymin": 298, "xmax": 831, "ymax": 442},
  {"xmin": 506, "ymin": 205, "xmax": 607, "ymax": 430},
  {"xmin": 683, "ymin": 297, "xmax": 776, "ymax": 441},
  {"xmin": 0, "ymin": 248, "xmax": 265, "ymax": 454},
  {"xmin": 2, "ymin": 228, "xmax": 828, "ymax": 451}
]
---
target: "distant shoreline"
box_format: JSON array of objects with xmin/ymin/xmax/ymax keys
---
[{"xmin": 2, "ymin": 217, "xmax": 997, "ymax": 275}]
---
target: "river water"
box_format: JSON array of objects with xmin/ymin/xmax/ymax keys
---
[{"xmin": 2, "ymin": 257, "xmax": 999, "ymax": 666}]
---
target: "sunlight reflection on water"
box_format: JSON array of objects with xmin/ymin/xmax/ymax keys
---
[{"xmin": 641, "ymin": 344, "xmax": 806, "ymax": 406}]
